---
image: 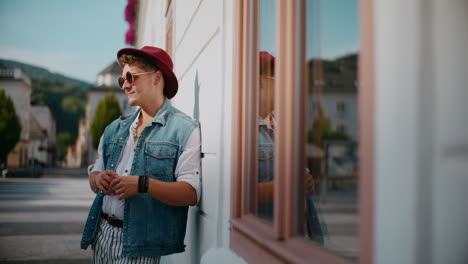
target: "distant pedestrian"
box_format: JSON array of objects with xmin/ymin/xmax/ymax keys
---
[{"xmin": 81, "ymin": 46, "xmax": 201, "ymax": 263}]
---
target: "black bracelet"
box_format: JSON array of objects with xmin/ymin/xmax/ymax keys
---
[
  {"xmin": 144, "ymin": 176, "xmax": 149, "ymax": 193},
  {"xmin": 138, "ymin": 176, "xmax": 144, "ymax": 193},
  {"xmin": 138, "ymin": 176, "xmax": 149, "ymax": 193}
]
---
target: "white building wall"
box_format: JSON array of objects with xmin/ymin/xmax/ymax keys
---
[
  {"xmin": 29, "ymin": 139, "xmax": 47, "ymax": 164},
  {"xmin": 31, "ymin": 106, "xmax": 56, "ymax": 145},
  {"xmin": 374, "ymin": 0, "xmax": 425, "ymax": 263},
  {"xmin": 1, "ymin": 80, "xmax": 31, "ymax": 141},
  {"xmin": 320, "ymin": 95, "xmax": 358, "ymax": 140},
  {"xmin": 97, "ymin": 72, "xmax": 120, "ymax": 87},
  {"xmin": 137, "ymin": 0, "xmax": 166, "ymax": 48},
  {"xmin": 136, "ymin": 0, "xmax": 244, "ymax": 263},
  {"xmin": 431, "ymin": 0, "xmax": 468, "ymax": 263},
  {"xmin": 374, "ymin": 0, "xmax": 468, "ymax": 263}
]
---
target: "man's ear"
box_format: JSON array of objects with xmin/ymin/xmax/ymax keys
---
[{"xmin": 153, "ymin": 71, "xmax": 162, "ymax": 86}]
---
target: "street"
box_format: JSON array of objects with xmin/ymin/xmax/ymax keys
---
[
  {"xmin": 0, "ymin": 169, "xmax": 94, "ymax": 264},
  {"xmin": 0, "ymin": 169, "xmax": 358, "ymax": 263}
]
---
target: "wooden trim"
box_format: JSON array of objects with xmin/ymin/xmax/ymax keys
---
[
  {"xmin": 165, "ymin": 0, "xmax": 172, "ymax": 17},
  {"xmin": 279, "ymin": 1, "xmax": 299, "ymax": 238},
  {"xmin": 165, "ymin": 0, "xmax": 174, "ymax": 57},
  {"xmin": 274, "ymin": 0, "xmax": 287, "ymax": 240},
  {"xmin": 240, "ymin": 0, "xmax": 250, "ymax": 216},
  {"xmin": 232, "ymin": 218, "xmax": 349, "ymax": 264},
  {"xmin": 231, "ymin": 0, "xmax": 244, "ymax": 219},
  {"xmin": 358, "ymin": 0, "xmax": 375, "ymax": 263},
  {"xmin": 298, "ymin": 0, "xmax": 308, "ymax": 236},
  {"xmin": 249, "ymin": 0, "xmax": 260, "ymax": 216},
  {"xmin": 230, "ymin": 0, "xmax": 376, "ymax": 262},
  {"xmin": 231, "ymin": 225, "xmax": 285, "ymax": 264},
  {"xmin": 276, "ymin": 0, "xmax": 306, "ymax": 239}
]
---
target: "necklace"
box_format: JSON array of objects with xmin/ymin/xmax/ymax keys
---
[{"xmin": 132, "ymin": 119, "xmax": 139, "ymax": 138}]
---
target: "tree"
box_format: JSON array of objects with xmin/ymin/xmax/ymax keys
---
[
  {"xmin": 90, "ymin": 93, "xmax": 122, "ymax": 149},
  {"xmin": 308, "ymin": 104, "xmax": 349, "ymax": 144},
  {"xmin": 0, "ymin": 89, "xmax": 22, "ymax": 170}
]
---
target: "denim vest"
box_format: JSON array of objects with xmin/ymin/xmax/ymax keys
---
[
  {"xmin": 258, "ymin": 119, "xmax": 274, "ymax": 183},
  {"xmin": 258, "ymin": 118, "xmax": 274, "ymax": 219},
  {"xmin": 81, "ymin": 99, "xmax": 199, "ymax": 257}
]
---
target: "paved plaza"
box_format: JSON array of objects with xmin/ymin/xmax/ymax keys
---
[{"xmin": 0, "ymin": 171, "xmax": 94, "ymax": 264}]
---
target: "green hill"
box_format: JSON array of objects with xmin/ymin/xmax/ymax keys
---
[{"xmin": 0, "ymin": 58, "xmax": 92, "ymax": 89}]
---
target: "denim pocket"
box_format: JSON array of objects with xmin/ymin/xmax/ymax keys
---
[{"xmin": 144, "ymin": 143, "xmax": 178, "ymax": 179}]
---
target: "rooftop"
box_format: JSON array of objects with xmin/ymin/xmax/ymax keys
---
[{"xmin": 98, "ymin": 61, "xmax": 121, "ymax": 75}]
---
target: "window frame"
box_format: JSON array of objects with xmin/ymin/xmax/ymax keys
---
[
  {"xmin": 230, "ymin": 0, "xmax": 375, "ymax": 263},
  {"xmin": 165, "ymin": 0, "xmax": 174, "ymax": 58}
]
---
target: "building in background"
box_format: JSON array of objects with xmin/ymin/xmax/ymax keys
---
[
  {"xmin": 66, "ymin": 119, "xmax": 87, "ymax": 168},
  {"xmin": 30, "ymin": 106, "xmax": 57, "ymax": 165},
  {"xmin": 87, "ymin": 61, "xmax": 134, "ymax": 130},
  {"xmin": 0, "ymin": 66, "xmax": 56, "ymax": 169}
]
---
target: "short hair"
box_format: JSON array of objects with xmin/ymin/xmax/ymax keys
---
[{"xmin": 118, "ymin": 54, "xmax": 159, "ymax": 72}]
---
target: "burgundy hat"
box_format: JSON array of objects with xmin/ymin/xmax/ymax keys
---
[
  {"xmin": 259, "ymin": 51, "xmax": 275, "ymax": 75},
  {"xmin": 117, "ymin": 46, "xmax": 178, "ymax": 99}
]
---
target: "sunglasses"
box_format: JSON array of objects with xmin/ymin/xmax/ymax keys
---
[{"xmin": 118, "ymin": 71, "xmax": 155, "ymax": 88}]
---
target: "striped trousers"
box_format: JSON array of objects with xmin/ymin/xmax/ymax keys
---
[{"xmin": 92, "ymin": 219, "xmax": 161, "ymax": 264}]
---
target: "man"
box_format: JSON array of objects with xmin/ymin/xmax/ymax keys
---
[{"xmin": 81, "ymin": 46, "xmax": 201, "ymax": 263}]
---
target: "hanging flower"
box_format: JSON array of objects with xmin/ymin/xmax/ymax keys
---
[
  {"xmin": 125, "ymin": 25, "xmax": 136, "ymax": 46},
  {"xmin": 125, "ymin": 0, "xmax": 137, "ymax": 23},
  {"xmin": 124, "ymin": 0, "xmax": 138, "ymax": 46}
]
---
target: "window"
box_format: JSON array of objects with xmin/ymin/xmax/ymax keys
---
[
  {"xmin": 337, "ymin": 102, "xmax": 346, "ymax": 114},
  {"xmin": 336, "ymin": 124, "xmax": 347, "ymax": 134},
  {"xmin": 104, "ymin": 74, "xmax": 112, "ymax": 87},
  {"xmin": 231, "ymin": 0, "xmax": 374, "ymax": 263}
]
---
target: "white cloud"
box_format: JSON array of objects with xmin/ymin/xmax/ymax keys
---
[{"xmin": 0, "ymin": 46, "xmax": 98, "ymax": 83}]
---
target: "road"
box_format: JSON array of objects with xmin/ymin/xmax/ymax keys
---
[{"xmin": 0, "ymin": 170, "xmax": 94, "ymax": 264}]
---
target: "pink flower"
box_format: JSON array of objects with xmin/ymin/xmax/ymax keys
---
[
  {"xmin": 125, "ymin": 1, "xmax": 136, "ymax": 23},
  {"xmin": 125, "ymin": 25, "xmax": 136, "ymax": 45},
  {"xmin": 124, "ymin": 0, "xmax": 138, "ymax": 46}
]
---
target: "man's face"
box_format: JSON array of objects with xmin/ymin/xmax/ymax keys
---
[{"xmin": 121, "ymin": 64, "xmax": 161, "ymax": 106}]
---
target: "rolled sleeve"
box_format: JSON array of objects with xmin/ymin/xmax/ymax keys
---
[
  {"xmin": 88, "ymin": 136, "xmax": 105, "ymax": 176},
  {"xmin": 175, "ymin": 127, "xmax": 202, "ymax": 205}
]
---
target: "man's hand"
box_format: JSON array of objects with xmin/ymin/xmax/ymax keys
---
[
  {"xmin": 110, "ymin": 176, "xmax": 139, "ymax": 200},
  {"xmin": 95, "ymin": 170, "xmax": 118, "ymax": 195}
]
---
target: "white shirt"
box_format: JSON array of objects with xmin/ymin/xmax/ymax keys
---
[{"xmin": 89, "ymin": 111, "xmax": 201, "ymax": 220}]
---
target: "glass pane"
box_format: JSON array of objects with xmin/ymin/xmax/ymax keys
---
[
  {"xmin": 250, "ymin": 0, "xmax": 276, "ymax": 223},
  {"xmin": 299, "ymin": 0, "xmax": 359, "ymax": 261}
]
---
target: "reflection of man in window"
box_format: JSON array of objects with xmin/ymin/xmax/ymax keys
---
[
  {"xmin": 257, "ymin": 51, "xmax": 324, "ymax": 244},
  {"xmin": 257, "ymin": 51, "xmax": 276, "ymax": 221}
]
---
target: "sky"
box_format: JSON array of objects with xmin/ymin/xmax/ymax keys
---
[
  {"xmin": 260, "ymin": 0, "xmax": 359, "ymax": 60},
  {"xmin": 0, "ymin": 0, "xmax": 358, "ymax": 84},
  {"xmin": 0, "ymin": 0, "xmax": 128, "ymax": 84}
]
